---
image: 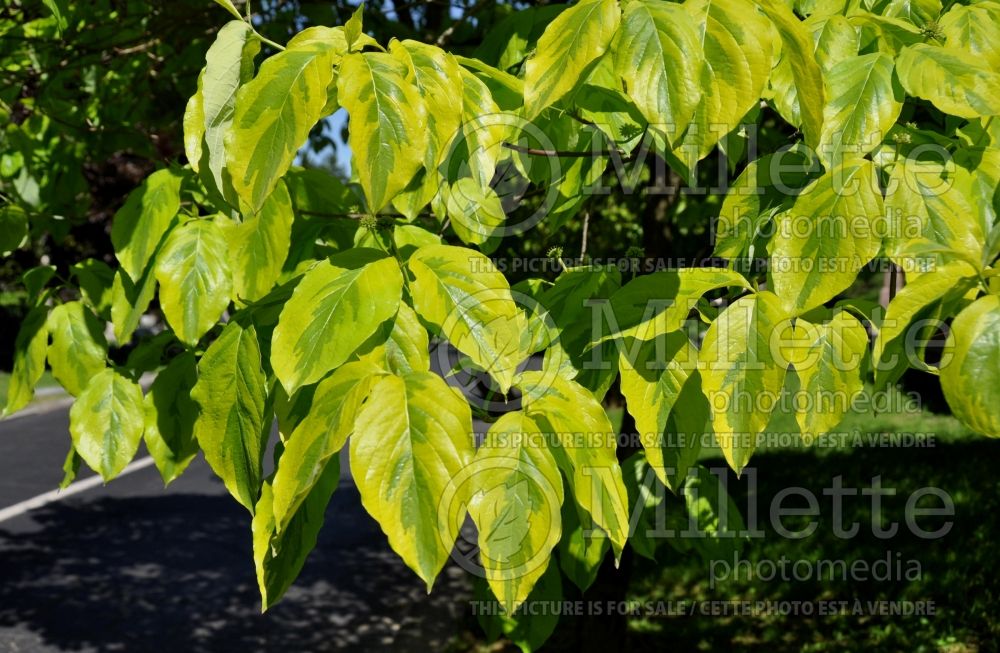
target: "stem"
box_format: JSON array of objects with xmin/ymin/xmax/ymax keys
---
[
  {"xmin": 974, "ymin": 117, "xmax": 994, "ymax": 148},
  {"xmin": 502, "ymin": 142, "xmax": 628, "ymax": 159},
  {"xmin": 253, "ymin": 30, "xmax": 285, "ymax": 51}
]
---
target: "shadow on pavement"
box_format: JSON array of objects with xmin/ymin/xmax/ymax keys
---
[{"xmin": 0, "ymin": 484, "xmax": 472, "ymax": 652}]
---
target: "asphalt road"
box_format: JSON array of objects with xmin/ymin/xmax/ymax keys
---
[{"xmin": 0, "ymin": 401, "xmax": 477, "ymax": 653}]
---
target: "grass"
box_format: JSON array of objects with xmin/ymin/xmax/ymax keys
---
[{"xmin": 455, "ymin": 383, "xmax": 1000, "ymax": 653}]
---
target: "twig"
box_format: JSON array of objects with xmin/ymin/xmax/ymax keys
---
[
  {"xmin": 580, "ymin": 210, "xmax": 589, "ymax": 260},
  {"xmin": 436, "ymin": 0, "xmax": 493, "ymax": 46},
  {"xmin": 502, "ymin": 142, "xmax": 629, "ymax": 159}
]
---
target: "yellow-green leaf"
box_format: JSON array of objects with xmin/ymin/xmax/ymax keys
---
[
  {"xmin": 614, "ymin": 0, "xmax": 702, "ymax": 144},
  {"xmin": 896, "ymin": 43, "xmax": 1000, "ymax": 119},
  {"xmin": 941, "ymin": 294, "xmax": 1000, "ymax": 437},
  {"xmin": 698, "ymin": 291, "xmax": 788, "ymax": 473},
  {"xmin": 337, "ymin": 52, "xmax": 429, "ymax": 213},
  {"xmin": 110, "ymin": 168, "xmax": 183, "ymax": 281},
  {"xmin": 785, "ymin": 311, "xmax": 868, "ymax": 436},
  {"xmin": 271, "ymin": 361, "xmax": 381, "ymax": 536},
  {"xmin": 759, "ymin": 0, "xmax": 826, "ymax": 147},
  {"xmin": 46, "ymin": 301, "xmax": 107, "ymax": 396},
  {"xmin": 228, "ymin": 180, "xmax": 294, "ymax": 303},
  {"xmin": 518, "ymin": 371, "xmax": 629, "ymax": 557},
  {"xmin": 228, "ymin": 40, "xmax": 339, "ymax": 213},
  {"xmin": 4, "ymin": 305, "xmax": 49, "ymax": 416},
  {"xmin": 408, "ymin": 244, "xmax": 527, "ymax": 393},
  {"xmin": 681, "ymin": 0, "xmax": 773, "ymax": 156},
  {"xmin": 69, "ymin": 369, "xmax": 145, "ymax": 481},
  {"xmin": 818, "ymin": 52, "xmax": 902, "ymax": 167},
  {"xmin": 201, "ymin": 20, "xmax": 260, "ymax": 205},
  {"xmin": 271, "ymin": 252, "xmax": 403, "ymax": 393},
  {"xmin": 350, "ymin": 372, "xmax": 475, "ymax": 589},
  {"xmin": 154, "ymin": 218, "xmax": 233, "ymax": 346},
  {"xmin": 191, "ymin": 319, "xmax": 269, "ymax": 512},
  {"xmin": 524, "ymin": 0, "xmax": 621, "ymax": 119},
  {"xmin": 469, "ymin": 411, "xmax": 564, "ymax": 614},
  {"xmin": 143, "ymin": 352, "xmax": 200, "ymax": 485},
  {"xmin": 769, "ymin": 159, "xmax": 884, "ymax": 316}
]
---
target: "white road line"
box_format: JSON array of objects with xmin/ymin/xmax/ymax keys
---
[{"xmin": 0, "ymin": 456, "xmax": 157, "ymax": 524}]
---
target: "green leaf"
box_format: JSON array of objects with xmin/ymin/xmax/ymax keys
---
[
  {"xmin": 621, "ymin": 453, "xmax": 663, "ymax": 560},
  {"xmin": 469, "ymin": 410, "xmax": 564, "ymax": 614},
  {"xmin": 940, "ymin": 2, "xmax": 1000, "ymax": 72},
  {"xmin": 680, "ymin": 0, "xmax": 774, "ymax": 157},
  {"xmin": 558, "ymin": 497, "xmax": 609, "ymax": 593},
  {"xmin": 4, "ymin": 304, "xmax": 49, "ymax": 416},
  {"xmin": 884, "ymin": 158, "xmax": 986, "ymax": 273},
  {"xmin": 759, "ymin": 0, "xmax": 826, "ymax": 147},
  {"xmin": 941, "ymin": 294, "xmax": 1000, "ymax": 437},
  {"xmin": 60, "ymin": 446, "xmax": 82, "ymax": 489},
  {"xmin": 498, "ymin": 563, "xmax": 563, "ymax": 653},
  {"xmin": 69, "ymin": 369, "xmax": 145, "ymax": 481},
  {"xmin": 337, "ymin": 52, "xmax": 429, "ymax": 213},
  {"xmin": 350, "ymin": 371, "xmax": 475, "ymax": 589},
  {"xmin": 537, "ymin": 265, "xmax": 622, "ymax": 396},
  {"xmin": 446, "ymin": 177, "xmax": 505, "ymax": 245},
  {"xmin": 884, "ymin": 0, "xmax": 941, "ymax": 29},
  {"xmin": 408, "ymin": 244, "xmax": 527, "ymax": 393},
  {"xmin": 46, "ymin": 301, "xmax": 107, "ymax": 396},
  {"xmin": 614, "ymin": 0, "xmax": 702, "ymax": 144},
  {"xmin": 110, "ymin": 266, "xmax": 157, "ymax": 344},
  {"xmin": 70, "ymin": 259, "xmax": 115, "ymax": 319},
  {"xmin": 344, "ymin": 3, "xmax": 365, "ymax": 51},
  {"xmin": 619, "ymin": 333, "xmax": 703, "ymax": 490},
  {"xmin": 518, "ymin": 372, "xmax": 629, "ymax": 557},
  {"xmin": 23, "ymin": 266, "xmax": 56, "ymax": 304},
  {"xmin": 594, "ymin": 267, "xmax": 751, "ymax": 344},
  {"xmin": 713, "ymin": 147, "xmax": 814, "ymax": 260},
  {"xmin": 228, "ymin": 180, "xmax": 294, "ymax": 303},
  {"xmin": 872, "ymin": 259, "xmax": 979, "ymax": 386},
  {"xmin": 253, "ymin": 455, "xmax": 339, "ymax": 610},
  {"xmin": 41, "ymin": 0, "xmax": 68, "ymax": 31},
  {"xmin": 785, "ymin": 311, "xmax": 868, "ymax": 436},
  {"xmin": 154, "ymin": 218, "xmax": 233, "ymax": 346},
  {"xmin": 699, "ymin": 291, "xmax": 788, "ymax": 473},
  {"xmin": 184, "ymin": 72, "xmax": 206, "ymax": 172},
  {"xmin": 809, "ymin": 14, "xmax": 859, "ymax": 72},
  {"xmin": 769, "ymin": 159, "xmax": 884, "ymax": 315},
  {"xmin": 201, "ymin": 21, "xmax": 261, "ymax": 205},
  {"xmin": 143, "ymin": 352, "xmax": 200, "ymax": 485},
  {"xmin": 895, "ymin": 43, "xmax": 1000, "ymax": 119},
  {"xmin": 271, "ymin": 361, "xmax": 380, "ymax": 535},
  {"xmin": 354, "ymin": 302, "xmax": 431, "ymax": 375},
  {"xmin": 524, "ymin": 0, "xmax": 621, "ymax": 119},
  {"xmin": 818, "ymin": 52, "xmax": 902, "ymax": 167},
  {"xmin": 475, "ymin": 4, "xmax": 566, "ymax": 70},
  {"xmin": 394, "ymin": 224, "xmax": 442, "ymax": 260},
  {"xmin": 191, "ymin": 319, "xmax": 269, "ymax": 512},
  {"xmin": 389, "ymin": 40, "xmax": 463, "ymax": 172},
  {"xmin": 455, "ymin": 66, "xmax": 507, "ymax": 187},
  {"xmin": 680, "ymin": 464, "xmax": 746, "ymax": 562},
  {"xmin": 271, "ymin": 252, "xmax": 403, "ymax": 393},
  {"xmin": 212, "ymin": 0, "xmax": 243, "ymax": 20},
  {"xmin": 110, "ymin": 168, "xmax": 183, "ymax": 281},
  {"xmin": 228, "ymin": 40, "xmax": 339, "ymax": 213},
  {"xmin": 0, "ymin": 204, "xmax": 28, "ymax": 256}
]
